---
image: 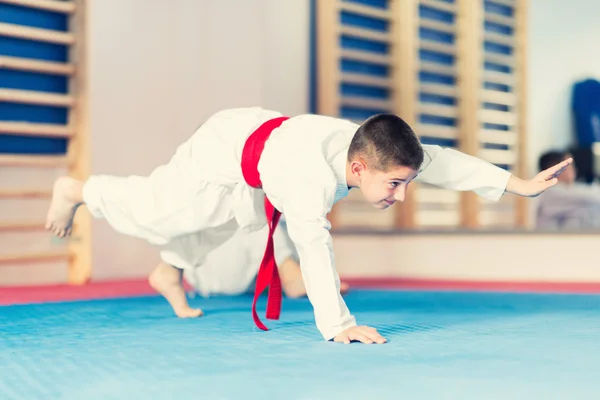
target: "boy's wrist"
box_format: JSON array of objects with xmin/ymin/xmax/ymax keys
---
[{"xmin": 505, "ymin": 175, "xmax": 524, "ymax": 196}]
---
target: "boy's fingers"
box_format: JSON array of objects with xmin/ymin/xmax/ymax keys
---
[
  {"xmin": 549, "ymin": 167, "xmax": 567, "ymax": 180},
  {"xmin": 360, "ymin": 327, "xmax": 386, "ymax": 343},
  {"xmin": 368, "ymin": 332, "xmax": 387, "ymax": 344},
  {"xmin": 334, "ymin": 326, "xmax": 387, "ymax": 344},
  {"xmin": 545, "ymin": 158, "xmax": 572, "ymax": 179},
  {"xmin": 546, "ymin": 178, "xmax": 558, "ymax": 187},
  {"xmin": 334, "ymin": 334, "xmax": 349, "ymax": 344},
  {"xmin": 350, "ymin": 333, "xmax": 372, "ymax": 344},
  {"xmin": 370, "ymin": 332, "xmax": 387, "ymax": 343}
]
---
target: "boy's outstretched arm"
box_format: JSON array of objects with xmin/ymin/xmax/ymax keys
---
[
  {"xmin": 505, "ymin": 157, "xmax": 573, "ymax": 197},
  {"xmin": 415, "ymin": 145, "xmax": 572, "ymax": 200}
]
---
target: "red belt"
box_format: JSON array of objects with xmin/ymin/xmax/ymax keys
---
[{"xmin": 241, "ymin": 116, "xmax": 289, "ymax": 331}]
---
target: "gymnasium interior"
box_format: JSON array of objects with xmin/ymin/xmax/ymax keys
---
[{"xmin": 2, "ymin": 0, "xmax": 600, "ymax": 398}]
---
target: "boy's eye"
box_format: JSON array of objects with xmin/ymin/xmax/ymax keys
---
[{"xmin": 389, "ymin": 182, "xmax": 399, "ymax": 188}]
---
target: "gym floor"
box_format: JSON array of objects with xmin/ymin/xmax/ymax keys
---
[{"xmin": 2, "ymin": 283, "xmax": 600, "ymax": 399}]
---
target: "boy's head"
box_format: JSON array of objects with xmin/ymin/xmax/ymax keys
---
[
  {"xmin": 539, "ymin": 150, "xmax": 576, "ymax": 184},
  {"xmin": 348, "ymin": 114, "xmax": 424, "ymax": 209}
]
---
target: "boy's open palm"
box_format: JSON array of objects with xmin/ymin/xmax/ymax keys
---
[
  {"xmin": 526, "ymin": 157, "xmax": 573, "ymax": 196},
  {"xmin": 507, "ymin": 158, "xmax": 573, "ymax": 197},
  {"xmin": 333, "ymin": 326, "xmax": 387, "ymax": 344}
]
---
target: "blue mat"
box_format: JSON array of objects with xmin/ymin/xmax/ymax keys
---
[{"xmin": 2, "ymin": 289, "xmax": 600, "ymax": 399}]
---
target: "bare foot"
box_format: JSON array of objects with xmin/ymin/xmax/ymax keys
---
[
  {"xmin": 45, "ymin": 176, "xmax": 84, "ymax": 238},
  {"xmin": 149, "ymin": 262, "xmax": 203, "ymax": 318}
]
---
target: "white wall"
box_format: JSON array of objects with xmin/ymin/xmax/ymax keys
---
[
  {"xmin": 527, "ymin": 0, "xmax": 600, "ymax": 174},
  {"xmin": 334, "ymin": 233, "xmax": 600, "ymax": 283},
  {"xmin": 87, "ymin": 0, "xmax": 310, "ymax": 280}
]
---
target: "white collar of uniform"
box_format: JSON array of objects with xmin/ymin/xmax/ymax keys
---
[{"xmin": 331, "ymin": 146, "xmax": 350, "ymax": 203}]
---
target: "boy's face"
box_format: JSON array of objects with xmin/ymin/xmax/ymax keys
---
[{"xmin": 350, "ymin": 161, "xmax": 419, "ymax": 209}]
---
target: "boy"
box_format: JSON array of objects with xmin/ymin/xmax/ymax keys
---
[
  {"xmin": 536, "ymin": 150, "xmax": 600, "ymax": 229},
  {"xmin": 46, "ymin": 107, "xmax": 571, "ymax": 344},
  {"xmin": 180, "ymin": 219, "xmax": 350, "ymax": 300}
]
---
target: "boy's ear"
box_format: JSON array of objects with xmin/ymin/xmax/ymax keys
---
[{"xmin": 350, "ymin": 158, "xmax": 367, "ymax": 176}]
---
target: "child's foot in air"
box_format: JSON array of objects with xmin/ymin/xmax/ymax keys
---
[
  {"xmin": 149, "ymin": 262, "xmax": 203, "ymax": 318},
  {"xmin": 45, "ymin": 176, "xmax": 84, "ymax": 238}
]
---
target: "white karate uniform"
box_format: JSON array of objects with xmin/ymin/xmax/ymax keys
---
[
  {"xmin": 182, "ymin": 220, "xmax": 298, "ymax": 297},
  {"xmin": 82, "ymin": 106, "xmax": 511, "ymax": 341}
]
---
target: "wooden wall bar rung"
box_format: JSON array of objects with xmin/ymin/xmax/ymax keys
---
[
  {"xmin": 0, "ymin": 55, "xmax": 75, "ymax": 76},
  {"xmin": 0, "ymin": 88, "xmax": 75, "ymax": 107},
  {"xmin": 481, "ymin": 90, "xmax": 516, "ymax": 106},
  {"xmin": 489, "ymin": 0, "xmax": 516, "ymax": 8},
  {"xmin": 420, "ymin": 62, "xmax": 457, "ymax": 76},
  {"xmin": 479, "ymin": 148, "xmax": 517, "ymax": 165},
  {"xmin": 0, "ymin": 22, "xmax": 75, "ymax": 45},
  {"xmin": 341, "ymin": 73, "xmax": 392, "ymax": 88},
  {"xmin": 0, "ymin": 122, "xmax": 73, "ymax": 138},
  {"xmin": 337, "ymin": 2, "xmax": 392, "ymax": 19},
  {"xmin": 340, "ymin": 49, "xmax": 391, "ymax": 65},
  {"xmin": 480, "ymin": 129, "xmax": 518, "ymax": 145},
  {"xmin": 483, "ymin": 70, "xmax": 515, "ymax": 85},
  {"xmin": 484, "ymin": 32, "xmax": 515, "ymax": 47},
  {"xmin": 419, "ymin": 40, "xmax": 457, "ymax": 55},
  {"xmin": 341, "ymin": 97, "xmax": 393, "ymax": 111},
  {"xmin": 0, "ymin": 154, "xmax": 69, "ymax": 167},
  {"xmin": 419, "ymin": 19, "xmax": 456, "ymax": 34},
  {"xmin": 415, "ymin": 210, "xmax": 460, "ymax": 227},
  {"xmin": 0, "ymin": 250, "xmax": 70, "ymax": 265},
  {"xmin": 416, "ymin": 124, "xmax": 458, "ymax": 139},
  {"xmin": 0, "ymin": 189, "xmax": 52, "ymax": 199},
  {"xmin": 415, "ymin": 188, "xmax": 460, "ymax": 204},
  {"xmin": 418, "ymin": 104, "xmax": 458, "ymax": 118},
  {"xmin": 479, "ymin": 109, "xmax": 517, "ymax": 125},
  {"xmin": 0, "ymin": 0, "xmax": 76, "ymax": 14},
  {"xmin": 419, "ymin": 0, "xmax": 457, "ymax": 14},
  {"xmin": 484, "ymin": 13, "xmax": 515, "ymax": 28},
  {"xmin": 484, "ymin": 52, "xmax": 515, "ymax": 67},
  {"xmin": 480, "ymin": 194, "xmax": 517, "ymax": 206},
  {"xmin": 339, "ymin": 26, "xmax": 392, "ymax": 43},
  {"xmin": 0, "ymin": 221, "xmax": 46, "ymax": 232},
  {"xmin": 419, "ymin": 82, "xmax": 458, "ymax": 97}
]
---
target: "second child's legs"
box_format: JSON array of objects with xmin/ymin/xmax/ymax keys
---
[
  {"xmin": 278, "ymin": 257, "xmax": 350, "ymax": 299},
  {"xmin": 149, "ymin": 261, "xmax": 203, "ymax": 318}
]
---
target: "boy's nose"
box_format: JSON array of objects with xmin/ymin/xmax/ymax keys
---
[{"xmin": 393, "ymin": 186, "xmax": 406, "ymax": 202}]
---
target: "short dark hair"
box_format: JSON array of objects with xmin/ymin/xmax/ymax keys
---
[
  {"xmin": 538, "ymin": 150, "xmax": 568, "ymax": 171},
  {"xmin": 348, "ymin": 113, "xmax": 424, "ymax": 171}
]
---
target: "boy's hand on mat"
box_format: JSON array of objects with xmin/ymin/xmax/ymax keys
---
[
  {"xmin": 506, "ymin": 157, "xmax": 573, "ymax": 198},
  {"xmin": 333, "ymin": 326, "xmax": 387, "ymax": 344}
]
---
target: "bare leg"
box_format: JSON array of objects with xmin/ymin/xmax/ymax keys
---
[
  {"xmin": 279, "ymin": 257, "xmax": 350, "ymax": 299},
  {"xmin": 45, "ymin": 176, "xmax": 85, "ymax": 238},
  {"xmin": 149, "ymin": 261, "xmax": 203, "ymax": 318}
]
